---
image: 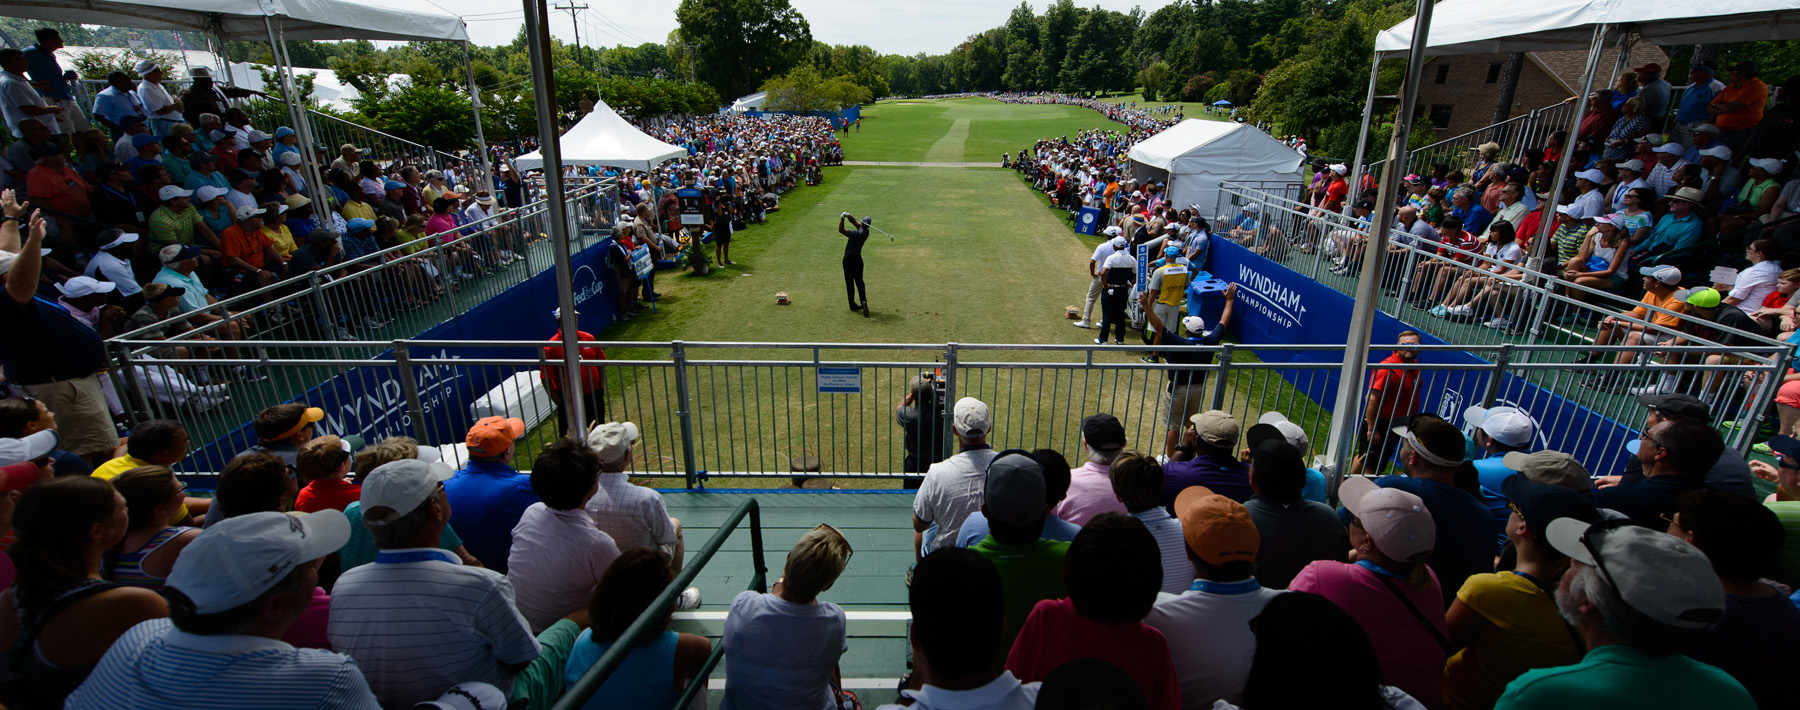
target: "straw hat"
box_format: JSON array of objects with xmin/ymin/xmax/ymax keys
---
[{"xmin": 1667, "ymin": 187, "xmax": 1705, "ymax": 207}]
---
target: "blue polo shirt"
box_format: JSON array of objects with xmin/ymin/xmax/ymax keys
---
[
  {"xmin": 1639, "ymin": 212, "xmax": 1703, "ymax": 256},
  {"xmin": 0, "ymin": 295, "xmax": 106, "ymax": 385},
  {"xmin": 21, "ymin": 45, "xmax": 71, "ymax": 100},
  {"xmin": 1676, "ymin": 80, "xmax": 1723, "ymax": 124},
  {"xmin": 1472, "ymin": 453, "xmax": 1516, "ymax": 552},
  {"xmin": 444, "ymin": 458, "xmax": 540, "ymax": 574}
]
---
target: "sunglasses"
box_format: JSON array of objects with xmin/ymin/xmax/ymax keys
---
[{"xmin": 814, "ymin": 523, "xmax": 854, "ymax": 559}]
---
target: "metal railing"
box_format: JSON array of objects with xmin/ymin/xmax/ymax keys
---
[
  {"xmin": 1365, "ymin": 100, "xmax": 1574, "ymax": 184},
  {"xmin": 105, "ymin": 339, "xmax": 1784, "ymax": 482},
  {"xmin": 550, "ymin": 497, "xmax": 766, "ymax": 710},
  {"xmin": 109, "ymin": 178, "xmax": 618, "ymax": 359}
]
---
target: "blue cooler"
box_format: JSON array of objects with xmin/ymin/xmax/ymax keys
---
[
  {"xmin": 1075, "ymin": 207, "xmax": 1103, "ymax": 235},
  {"xmin": 1188, "ymin": 277, "xmax": 1229, "ymax": 327}
]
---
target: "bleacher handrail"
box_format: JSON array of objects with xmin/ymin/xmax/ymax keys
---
[{"xmin": 549, "ymin": 496, "xmax": 767, "ymax": 710}]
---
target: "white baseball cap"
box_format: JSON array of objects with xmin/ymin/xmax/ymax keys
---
[
  {"xmin": 280, "ymin": 151, "xmax": 302, "ymax": 166},
  {"xmin": 415, "ymin": 682, "xmax": 510, "ymax": 710},
  {"xmin": 1750, "ymin": 158, "xmax": 1786, "ymax": 174},
  {"xmin": 1329, "ymin": 163, "xmax": 1348, "ymax": 175},
  {"xmin": 246, "ymin": 129, "xmax": 273, "ymax": 143},
  {"xmin": 157, "ymin": 185, "xmax": 193, "ymax": 201},
  {"xmin": 1694, "ymin": 123, "xmax": 1721, "ymax": 135},
  {"xmin": 952, "ymin": 397, "xmax": 992, "ymax": 437},
  {"xmin": 235, "ymin": 205, "xmax": 267, "ymax": 220},
  {"xmin": 1340, "ymin": 477, "xmax": 1436, "ymax": 561},
  {"xmin": 1639, "ymin": 264, "xmax": 1682, "ymax": 285},
  {"xmin": 166, "ymin": 510, "xmax": 350, "ymax": 614},
  {"xmin": 1111, "ymin": 236, "xmax": 1127, "ymax": 249},
  {"xmin": 586, "ymin": 421, "xmax": 640, "ymax": 463},
  {"xmin": 1103, "ymin": 225, "xmax": 1123, "ymax": 237},
  {"xmin": 55, "ymin": 276, "xmax": 116, "ymax": 298},
  {"xmin": 1545, "ymin": 518, "xmax": 1726, "ymax": 629},
  {"xmin": 1575, "ymin": 169, "xmax": 1606, "ymax": 184},
  {"xmin": 1616, "ymin": 159, "xmax": 1645, "ymax": 173},
  {"xmin": 1242, "ymin": 203, "xmax": 1260, "ymax": 213},
  {"xmin": 1256, "ymin": 411, "xmax": 1311, "ymax": 457},
  {"xmin": 1464, "ymin": 405, "xmax": 1536, "ymax": 448},
  {"xmin": 1182, "ymin": 315, "xmax": 1207, "ymax": 334},
  {"xmin": 0, "ymin": 430, "xmax": 59, "ymax": 467},
  {"xmin": 1697, "ymin": 145, "xmax": 1732, "ymax": 161},
  {"xmin": 1654, "ymin": 143, "xmax": 1685, "ymax": 156},
  {"xmin": 194, "ymin": 185, "xmax": 229, "ymax": 203},
  {"xmin": 359, "ymin": 458, "xmax": 454, "ymax": 525}
]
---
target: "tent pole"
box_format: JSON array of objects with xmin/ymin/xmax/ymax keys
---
[
  {"xmin": 463, "ymin": 40, "xmax": 497, "ymax": 195},
  {"xmin": 1323, "ymin": 0, "xmax": 1434, "ymax": 494},
  {"xmin": 524, "ymin": 0, "xmax": 586, "ymax": 438},
  {"xmin": 265, "ymin": 18, "xmax": 335, "ymax": 231},
  {"xmin": 1346, "ymin": 55, "xmax": 1384, "ymax": 216},
  {"xmin": 1520, "ymin": 23, "xmax": 1610, "ymax": 348}
]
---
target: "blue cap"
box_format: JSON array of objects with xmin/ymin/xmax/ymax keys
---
[
  {"xmin": 275, "ymin": 126, "xmax": 295, "ymax": 138},
  {"xmin": 161, "ymin": 244, "xmax": 203, "ymax": 264},
  {"xmin": 346, "ymin": 218, "xmax": 375, "ymax": 233},
  {"xmin": 131, "ymin": 133, "xmax": 161, "ymax": 148},
  {"xmin": 1164, "ymin": 246, "xmax": 1179, "ymax": 257},
  {"xmin": 383, "ymin": 180, "xmax": 404, "ymax": 191}
]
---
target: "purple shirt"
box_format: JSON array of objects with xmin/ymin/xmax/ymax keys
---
[{"xmin": 1162, "ymin": 452, "xmax": 1253, "ymax": 509}]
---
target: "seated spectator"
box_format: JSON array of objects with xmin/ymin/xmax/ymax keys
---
[
  {"xmin": 1364, "ymin": 414, "xmax": 1494, "ymax": 606},
  {"xmin": 1600, "ymin": 393, "xmax": 1756, "ymax": 499},
  {"xmin": 1251, "ymin": 413, "xmax": 1327, "ymax": 501},
  {"xmin": 1052, "ymin": 412, "xmax": 1129, "ymax": 526},
  {"xmin": 84, "ymin": 229, "xmax": 143, "ymax": 305},
  {"xmin": 294, "ymin": 435, "xmax": 357, "ymax": 513},
  {"xmin": 1221, "ymin": 592, "xmax": 1428, "ymax": 710},
  {"xmin": 91, "ymin": 418, "xmax": 205, "ymax": 523},
  {"xmin": 331, "ymin": 459, "xmax": 541, "ymax": 707},
  {"xmin": 582, "ymin": 422, "xmax": 699, "ymax": 608},
  {"xmin": 882, "ymin": 548, "xmax": 1039, "ymax": 710},
  {"xmin": 1443, "ymin": 476, "xmax": 1597, "ymax": 710},
  {"xmin": 1164, "ymin": 410, "xmax": 1253, "ymax": 506},
  {"xmin": 912, "ymin": 397, "xmax": 998, "ymax": 553},
  {"xmin": 1465, "ymin": 406, "xmax": 1539, "ymax": 549},
  {"xmin": 1146, "ymin": 485, "xmax": 1283, "ymax": 708},
  {"xmin": 233, "ymin": 403, "xmax": 320, "ymax": 472},
  {"xmin": 508, "ymin": 438, "xmax": 621, "ymax": 633},
  {"xmin": 1110, "ymin": 451, "xmax": 1195, "ymax": 593},
  {"xmin": 335, "ymin": 437, "xmax": 477, "ymax": 570},
  {"xmin": 562, "ymin": 547, "xmax": 710, "ymax": 709},
  {"xmin": 1670, "ymin": 491, "xmax": 1800, "ymax": 709},
  {"xmin": 215, "ymin": 452, "xmax": 298, "ymax": 518},
  {"xmin": 1006, "ymin": 512, "xmax": 1179, "ymax": 708},
  {"xmin": 1293, "ymin": 477, "xmax": 1447, "ymax": 708},
  {"xmin": 444, "ymin": 416, "xmax": 538, "ymax": 573},
  {"xmin": 722, "ymin": 523, "xmax": 853, "ymax": 710},
  {"xmin": 1596, "ymin": 418, "xmax": 1724, "ymax": 529},
  {"xmin": 0, "ymin": 399, "xmax": 89, "ymax": 476},
  {"xmin": 1559, "ymin": 214, "xmax": 1632, "ymax": 298},
  {"xmin": 969, "ymin": 451, "xmax": 1070, "ymax": 666},
  {"xmin": 1580, "ymin": 266, "xmax": 1689, "ymax": 377},
  {"xmin": 193, "ymin": 184, "xmax": 233, "ymax": 235},
  {"xmin": 63, "ymin": 510, "xmax": 377, "ymax": 709},
  {"xmin": 1495, "ymin": 519, "xmax": 1751, "ymax": 709},
  {"xmin": 106, "ymin": 465, "xmax": 200, "ymax": 590},
  {"xmin": 957, "ymin": 447, "xmax": 1081, "ymax": 547},
  {"xmin": 90, "ymin": 162, "xmax": 150, "ymax": 234},
  {"xmin": 183, "ymin": 150, "xmax": 227, "ymax": 191},
  {"xmin": 24, "ymin": 143, "xmax": 89, "ymax": 239},
  {"xmin": 219, "ymin": 204, "xmax": 282, "ymax": 292},
  {"xmin": 148, "ymin": 184, "xmax": 219, "ymax": 253},
  {"xmin": 1241, "ymin": 438, "xmax": 1346, "ymax": 589},
  {"xmin": 0, "ymin": 477, "xmax": 169, "ymax": 706}
]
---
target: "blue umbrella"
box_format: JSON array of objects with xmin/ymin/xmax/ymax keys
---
[{"xmin": 1211, "ymin": 100, "xmax": 1233, "ymax": 106}]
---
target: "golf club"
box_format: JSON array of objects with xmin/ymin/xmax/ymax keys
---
[{"xmin": 839, "ymin": 212, "xmax": 896, "ymax": 240}]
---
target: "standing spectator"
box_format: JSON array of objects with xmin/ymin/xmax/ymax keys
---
[
  {"xmin": 1352, "ymin": 331, "xmax": 1423, "ymax": 476},
  {"xmin": 444, "ymin": 416, "xmax": 538, "ymax": 573},
  {"xmin": 1292, "ymin": 477, "xmax": 1448, "ymax": 708},
  {"xmin": 1595, "ymin": 418, "xmax": 1724, "ymax": 529},
  {"xmin": 1144, "ymin": 285, "xmax": 1237, "ymax": 459},
  {"xmin": 1006, "ymin": 512, "xmax": 1180, "ymax": 709},
  {"xmin": 895, "ymin": 374, "xmax": 947, "ymax": 486},
  {"xmin": 561, "ymin": 547, "xmax": 711, "ymax": 710},
  {"xmin": 89, "ymin": 72, "xmax": 144, "ymax": 138},
  {"xmin": 1635, "ymin": 63, "xmax": 1672, "ymax": 121},
  {"xmin": 508, "ymin": 438, "xmax": 621, "ymax": 634},
  {"xmin": 1054, "ymin": 413, "xmax": 1130, "ymax": 525},
  {"xmin": 1110, "ymin": 452, "xmax": 1195, "ymax": 594},
  {"xmin": 970, "ymin": 452, "xmax": 1070, "ymax": 666},
  {"xmin": 1163, "ymin": 410, "xmax": 1253, "ymax": 506},
  {"xmin": 0, "ymin": 206, "xmax": 118, "ymax": 466},
  {"xmin": 331, "ymin": 459, "xmax": 542, "ymax": 707},
  {"xmin": 1095, "ymin": 236, "xmax": 1136, "ymax": 345},
  {"xmin": 1146, "ymin": 485, "xmax": 1284, "ymax": 708},
  {"xmin": 1673, "ymin": 63, "xmax": 1725, "ymax": 146},
  {"xmin": 1494, "ymin": 519, "xmax": 1751, "ymax": 709},
  {"xmin": 1242, "ymin": 438, "xmax": 1346, "ymax": 589},
  {"xmin": 541, "ymin": 309, "xmax": 608, "ymax": 438},
  {"xmin": 912, "ymin": 397, "xmax": 999, "ymax": 555},
  {"xmin": 1442, "ymin": 476, "xmax": 1597, "ymax": 710},
  {"xmin": 0, "ymin": 48, "xmax": 63, "ymax": 140},
  {"xmin": 1709, "ymin": 61, "xmax": 1768, "ymax": 153},
  {"xmin": 882, "ymin": 548, "xmax": 1039, "ymax": 710},
  {"xmin": 21, "ymin": 29, "xmax": 83, "ymax": 134},
  {"xmin": 1670, "ymin": 491, "xmax": 1800, "ymax": 709},
  {"xmin": 132, "ymin": 60, "xmax": 180, "ymax": 136},
  {"xmin": 1222, "ymin": 592, "xmax": 1429, "ymax": 710},
  {"xmin": 722, "ymin": 523, "xmax": 853, "ymax": 710},
  {"xmin": 582, "ymin": 421, "xmax": 700, "ymax": 607}
]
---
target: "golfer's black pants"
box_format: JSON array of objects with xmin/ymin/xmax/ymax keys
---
[
  {"xmin": 844, "ymin": 255, "xmax": 866, "ymax": 307},
  {"xmin": 1099, "ymin": 290, "xmax": 1130, "ymax": 343}
]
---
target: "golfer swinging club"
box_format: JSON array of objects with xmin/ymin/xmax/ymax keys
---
[{"xmin": 838, "ymin": 212, "xmax": 871, "ymax": 317}]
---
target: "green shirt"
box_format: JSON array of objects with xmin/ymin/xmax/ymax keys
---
[
  {"xmin": 970, "ymin": 536, "xmax": 1068, "ymax": 666},
  {"xmin": 1765, "ymin": 501, "xmax": 1800, "ymax": 588},
  {"xmin": 509, "ymin": 618, "xmax": 582, "ymax": 710},
  {"xmin": 149, "ymin": 205, "xmax": 201, "ymax": 247},
  {"xmin": 161, "ymin": 153, "xmax": 192, "ymax": 186},
  {"xmin": 337, "ymin": 500, "xmax": 466, "ymax": 570},
  {"xmin": 1494, "ymin": 644, "xmax": 1754, "ymax": 710}
]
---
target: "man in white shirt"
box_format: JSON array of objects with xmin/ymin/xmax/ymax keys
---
[
  {"xmin": 879, "ymin": 548, "xmax": 1040, "ymax": 710},
  {"xmin": 1609, "ymin": 160, "xmax": 1650, "ymax": 212},
  {"xmin": 1646, "ymin": 143, "xmax": 1688, "ymax": 196},
  {"xmin": 84, "ymin": 231, "xmax": 143, "ymax": 299},
  {"xmin": 65, "ymin": 511, "xmax": 379, "ymax": 709},
  {"xmin": 1568, "ymin": 169, "xmax": 1608, "ymax": 223},
  {"xmin": 329, "ymin": 459, "xmax": 542, "ymax": 708},
  {"xmin": 913, "ymin": 397, "xmax": 999, "ymax": 557},
  {"xmin": 134, "ymin": 59, "xmax": 181, "ymax": 136},
  {"xmin": 0, "ymin": 48, "xmax": 63, "ymax": 139},
  {"xmin": 225, "ymin": 169, "xmax": 260, "ymax": 212},
  {"xmin": 1725, "ymin": 238, "xmax": 1782, "ymax": 316},
  {"xmin": 1074, "ymin": 230, "xmax": 1126, "ymax": 328},
  {"xmin": 582, "ymin": 421, "xmax": 702, "ymax": 608},
  {"xmin": 1144, "ymin": 485, "xmax": 1283, "ymax": 709},
  {"xmin": 506, "ymin": 437, "xmax": 620, "ymax": 633}
]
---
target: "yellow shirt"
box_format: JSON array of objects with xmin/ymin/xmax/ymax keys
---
[
  {"xmin": 1150, "ymin": 263, "xmax": 1190, "ymax": 306},
  {"xmin": 93, "ymin": 455, "xmax": 190, "ymax": 524},
  {"xmin": 342, "ymin": 199, "xmax": 377, "ymax": 223},
  {"xmin": 1631, "ymin": 290, "xmax": 1688, "ymax": 329},
  {"xmin": 260, "ymin": 224, "xmax": 297, "ymax": 256},
  {"xmin": 1441, "ymin": 572, "xmax": 1582, "ymax": 710}
]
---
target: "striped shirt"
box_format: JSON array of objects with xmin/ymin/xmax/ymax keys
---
[
  {"xmin": 1133, "ymin": 507, "xmax": 1196, "ymax": 594},
  {"xmin": 507, "ymin": 503, "xmax": 621, "ymax": 634},
  {"xmin": 583, "ymin": 473, "xmax": 678, "ymax": 552},
  {"xmin": 328, "ymin": 547, "xmax": 542, "ymax": 708},
  {"xmin": 64, "ymin": 618, "xmax": 380, "ymax": 709},
  {"xmin": 109, "ymin": 526, "xmax": 194, "ymax": 589}
]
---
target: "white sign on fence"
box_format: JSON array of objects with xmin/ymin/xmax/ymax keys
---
[{"xmin": 817, "ymin": 367, "xmax": 862, "ymax": 394}]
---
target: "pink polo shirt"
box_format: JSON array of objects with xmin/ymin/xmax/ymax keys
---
[
  {"xmin": 1051, "ymin": 462, "xmax": 1126, "ymax": 527},
  {"xmin": 1291, "ymin": 561, "xmax": 1447, "ymax": 708}
]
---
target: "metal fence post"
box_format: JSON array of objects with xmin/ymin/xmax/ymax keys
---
[
  {"xmin": 1483, "ymin": 343, "xmax": 1513, "ymax": 407},
  {"xmin": 671, "ymin": 341, "xmax": 701, "ymax": 489},
  {"xmin": 942, "ymin": 343, "xmax": 960, "ymax": 451},
  {"xmin": 392, "ymin": 341, "xmax": 432, "ymax": 444},
  {"xmin": 1210, "ymin": 342, "xmax": 1235, "ymax": 410},
  {"xmin": 1738, "ymin": 350, "xmax": 1789, "ymax": 453},
  {"xmin": 109, "ymin": 341, "xmax": 152, "ymax": 425}
]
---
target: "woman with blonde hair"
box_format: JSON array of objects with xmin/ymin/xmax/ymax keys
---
[
  {"xmin": 107, "ymin": 465, "xmax": 200, "ymax": 590},
  {"xmin": 722, "ymin": 524, "xmax": 854, "ymax": 710}
]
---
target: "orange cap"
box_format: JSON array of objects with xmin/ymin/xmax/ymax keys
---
[
  {"xmin": 466, "ymin": 416, "xmax": 525, "ymax": 457},
  {"xmin": 1173, "ymin": 485, "xmax": 1260, "ymax": 566}
]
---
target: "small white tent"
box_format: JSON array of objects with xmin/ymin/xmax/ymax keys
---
[
  {"xmin": 730, "ymin": 92, "xmax": 769, "ymax": 115},
  {"xmin": 1127, "ymin": 120, "xmax": 1305, "ymax": 216},
  {"xmin": 513, "ymin": 100, "xmax": 690, "ymax": 173}
]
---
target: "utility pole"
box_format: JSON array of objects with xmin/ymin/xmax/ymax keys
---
[{"xmin": 552, "ymin": 3, "xmax": 590, "ymax": 69}]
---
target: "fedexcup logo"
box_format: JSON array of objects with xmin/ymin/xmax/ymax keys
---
[
  {"xmin": 572, "ymin": 265, "xmax": 605, "ymax": 307},
  {"xmin": 1235, "ymin": 264, "xmax": 1306, "ymax": 328}
]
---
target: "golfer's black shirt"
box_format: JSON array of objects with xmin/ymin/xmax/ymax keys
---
[{"xmin": 845, "ymin": 227, "xmax": 869, "ymax": 258}]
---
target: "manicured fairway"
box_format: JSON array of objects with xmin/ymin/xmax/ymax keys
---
[{"xmin": 841, "ymin": 97, "xmax": 1118, "ymax": 163}]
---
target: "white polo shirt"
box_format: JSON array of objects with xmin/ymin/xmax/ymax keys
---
[
  {"xmin": 1730, "ymin": 260, "xmax": 1782, "ymax": 315},
  {"xmin": 65, "ymin": 618, "xmax": 380, "ymax": 709},
  {"xmin": 506, "ymin": 503, "xmax": 621, "ymax": 633},
  {"xmin": 86, "ymin": 249, "xmax": 142, "ymax": 297},
  {"xmin": 1144, "ymin": 580, "xmax": 1284, "ymax": 709},
  {"xmin": 583, "ymin": 472, "xmax": 679, "ymax": 551},
  {"xmin": 912, "ymin": 447, "xmax": 999, "ymax": 555},
  {"xmin": 328, "ymin": 547, "xmax": 541, "ymax": 708},
  {"xmin": 876, "ymin": 671, "xmax": 1040, "ymax": 710}
]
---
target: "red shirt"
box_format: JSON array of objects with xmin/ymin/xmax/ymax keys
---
[
  {"xmin": 1368, "ymin": 353, "xmax": 1421, "ymax": 420},
  {"xmin": 1761, "ymin": 289, "xmax": 1793, "ymax": 311},
  {"xmin": 295, "ymin": 477, "xmax": 361, "ymax": 513},
  {"xmin": 1006, "ymin": 598, "xmax": 1181, "ymax": 710},
  {"xmin": 1324, "ymin": 178, "xmax": 1349, "ymax": 211},
  {"xmin": 26, "ymin": 164, "xmax": 90, "ymax": 223},
  {"xmin": 1437, "ymin": 229, "xmax": 1479, "ymax": 262},
  {"xmin": 541, "ymin": 330, "xmax": 606, "ymax": 394}
]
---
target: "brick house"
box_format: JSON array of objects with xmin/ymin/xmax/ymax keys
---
[{"xmin": 1414, "ymin": 43, "xmax": 1672, "ymax": 138}]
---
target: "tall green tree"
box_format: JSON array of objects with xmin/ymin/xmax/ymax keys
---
[{"xmin": 675, "ymin": 0, "xmax": 813, "ymax": 100}]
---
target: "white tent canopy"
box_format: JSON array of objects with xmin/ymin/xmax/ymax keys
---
[
  {"xmin": 1127, "ymin": 120, "xmax": 1305, "ymax": 215},
  {"xmin": 3, "ymin": 0, "xmax": 468, "ymax": 42},
  {"xmin": 730, "ymin": 92, "xmax": 769, "ymax": 115},
  {"xmin": 1375, "ymin": 1, "xmax": 1800, "ymax": 57},
  {"xmin": 513, "ymin": 100, "xmax": 690, "ymax": 173}
]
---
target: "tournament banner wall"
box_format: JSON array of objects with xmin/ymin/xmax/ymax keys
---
[
  {"xmin": 1209, "ymin": 238, "xmax": 1639, "ymax": 475},
  {"xmin": 743, "ymin": 104, "xmax": 862, "ymax": 124},
  {"xmin": 184, "ymin": 239, "xmax": 623, "ymax": 472}
]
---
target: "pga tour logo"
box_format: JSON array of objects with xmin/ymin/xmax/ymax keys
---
[{"xmin": 1234, "ymin": 264, "xmax": 1306, "ymax": 328}]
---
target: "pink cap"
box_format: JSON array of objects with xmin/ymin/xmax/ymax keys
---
[{"xmin": 1341, "ymin": 477, "xmax": 1436, "ymax": 561}]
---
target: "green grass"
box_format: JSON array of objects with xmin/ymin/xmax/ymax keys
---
[
  {"xmin": 1088, "ymin": 91, "xmax": 1236, "ymax": 124},
  {"xmin": 844, "ymin": 98, "xmax": 1116, "ymax": 162}
]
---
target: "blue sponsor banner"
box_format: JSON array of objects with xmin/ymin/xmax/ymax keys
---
[
  {"xmin": 1209, "ymin": 238, "xmax": 1637, "ymax": 476},
  {"xmin": 186, "ymin": 238, "xmax": 624, "ymax": 473},
  {"xmin": 817, "ymin": 367, "xmax": 862, "ymax": 394}
]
